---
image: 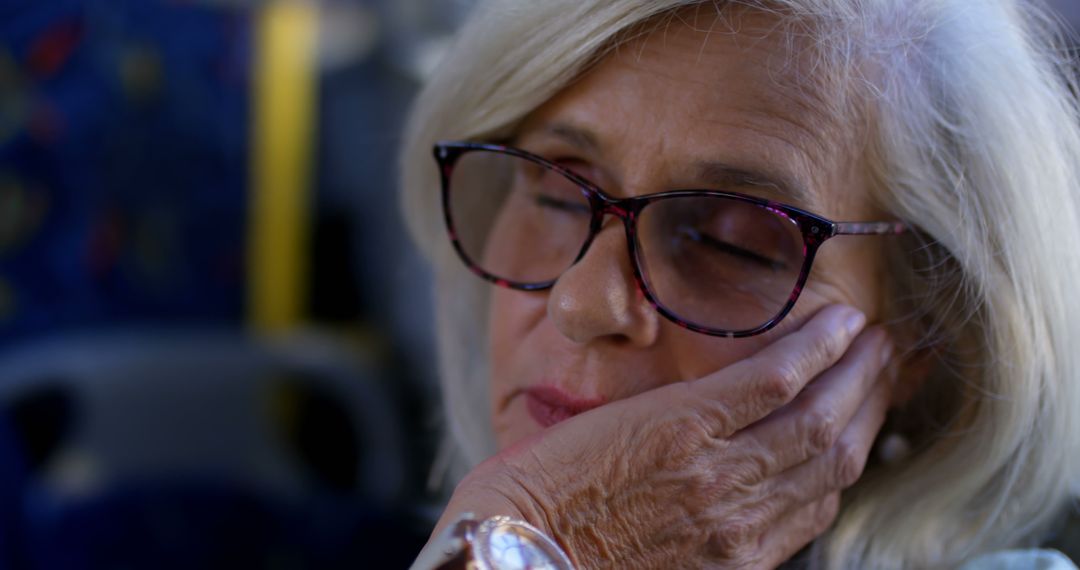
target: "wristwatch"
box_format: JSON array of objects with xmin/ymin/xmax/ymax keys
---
[{"xmin": 413, "ymin": 513, "xmax": 576, "ymax": 570}]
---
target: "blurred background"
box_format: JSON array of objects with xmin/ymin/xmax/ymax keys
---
[
  {"xmin": 0, "ymin": 0, "xmax": 474, "ymax": 567},
  {"xmin": 0, "ymin": 0, "xmax": 1076, "ymax": 568}
]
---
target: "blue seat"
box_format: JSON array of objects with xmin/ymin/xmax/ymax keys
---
[{"xmin": 0, "ymin": 411, "xmax": 29, "ymax": 569}]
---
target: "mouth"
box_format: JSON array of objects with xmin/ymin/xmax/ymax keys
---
[{"xmin": 524, "ymin": 386, "xmax": 607, "ymax": 428}]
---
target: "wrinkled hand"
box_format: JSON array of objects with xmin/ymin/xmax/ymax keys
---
[{"xmin": 427, "ymin": 305, "xmax": 895, "ymax": 569}]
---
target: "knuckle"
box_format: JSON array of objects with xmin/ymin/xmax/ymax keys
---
[
  {"xmin": 756, "ymin": 362, "xmax": 801, "ymax": 407},
  {"xmin": 807, "ymin": 327, "xmax": 846, "ymax": 369},
  {"xmin": 743, "ymin": 447, "xmax": 776, "ymax": 485},
  {"xmin": 672, "ymin": 408, "xmax": 713, "ymax": 442},
  {"xmin": 833, "ymin": 440, "xmax": 868, "ymax": 488},
  {"xmin": 673, "ymin": 381, "xmax": 740, "ymax": 439},
  {"xmin": 801, "ymin": 408, "xmax": 840, "ymax": 456},
  {"xmin": 680, "ymin": 456, "xmax": 717, "ymax": 494},
  {"xmin": 711, "ymin": 517, "xmax": 760, "ymax": 561},
  {"xmin": 658, "ymin": 423, "xmax": 735, "ymax": 493},
  {"xmin": 693, "ymin": 455, "xmax": 755, "ymax": 503},
  {"xmin": 689, "ymin": 399, "xmax": 737, "ymax": 439},
  {"xmin": 705, "ymin": 467, "xmax": 745, "ymax": 500}
]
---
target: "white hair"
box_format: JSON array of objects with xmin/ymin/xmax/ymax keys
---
[{"xmin": 399, "ymin": 0, "xmax": 1080, "ymax": 567}]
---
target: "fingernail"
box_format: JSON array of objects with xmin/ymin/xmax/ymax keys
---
[{"xmin": 844, "ymin": 310, "xmax": 866, "ymax": 337}]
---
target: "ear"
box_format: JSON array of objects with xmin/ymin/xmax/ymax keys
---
[{"xmin": 889, "ymin": 347, "xmax": 934, "ymax": 408}]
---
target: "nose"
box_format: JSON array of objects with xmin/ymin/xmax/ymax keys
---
[{"xmin": 547, "ymin": 223, "xmax": 660, "ymax": 347}]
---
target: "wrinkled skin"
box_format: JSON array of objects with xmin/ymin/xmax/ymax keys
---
[{"xmin": 423, "ymin": 7, "xmax": 908, "ymax": 569}]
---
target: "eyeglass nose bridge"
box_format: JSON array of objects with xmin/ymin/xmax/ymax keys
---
[
  {"xmin": 579, "ymin": 192, "xmax": 642, "ymax": 249},
  {"xmin": 587, "ymin": 190, "xmax": 643, "ymax": 223},
  {"xmin": 571, "ymin": 194, "xmax": 654, "ymax": 298}
]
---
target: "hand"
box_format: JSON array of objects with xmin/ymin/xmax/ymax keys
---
[{"xmin": 424, "ymin": 305, "xmax": 895, "ymax": 569}]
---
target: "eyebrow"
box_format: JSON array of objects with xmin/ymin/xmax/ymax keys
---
[
  {"xmin": 535, "ymin": 121, "xmax": 813, "ymax": 206},
  {"xmin": 692, "ymin": 160, "xmax": 812, "ymax": 206},
  {"xmin": 542, "ymin": 122, "xmax": 601, "ymax": 154}
]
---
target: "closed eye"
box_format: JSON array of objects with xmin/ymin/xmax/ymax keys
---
[
  {"xmin": 677, "ymin": 227, "xmax": 788, "ymax": 271},
  {"xmin": 534, "ymin": 194, "xmax": 591, "ymax": 215}
]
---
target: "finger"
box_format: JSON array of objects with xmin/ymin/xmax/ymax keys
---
[
  {"xmin": 683, "ymin": 304, "xmax": 867, "ymax": 437},
  {"xmin": 753, "ymin": 491, "xmax": 841, "ymax": 569},
  {"xmin": 760, "ymin": 377, "xmax": 892, "ymax": 516},
  {"xmin": 703, "ymin": 381, "xmax": 888, "ymax": 567},
  {"xmin": 730, "ymin": 326, "xmax": 893, "ymax": 480}
]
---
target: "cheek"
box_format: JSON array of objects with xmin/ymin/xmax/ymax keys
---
[
  {"xmin": 668, "ymin": 334, "xmax": 767, "ymax": 384},
  {"xmin": 489, "ymin": 286, "xmax": 547, "ymax": 346},
  {"xmin": 666, "ymin": 243, "xmax": 886, "ymax": 383},
  {"xmin": 488, "ymin": 287, "xmax": 547, "ymax": 390},
  {"xmin": 803, "ymin": 239, "xmax": 887, "ymax": 321}
]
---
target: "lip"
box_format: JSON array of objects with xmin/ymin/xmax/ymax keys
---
[{"xmin": 524, "ymin": 386, "xmax": 607, "ymax": 428}]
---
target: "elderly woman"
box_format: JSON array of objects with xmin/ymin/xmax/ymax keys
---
[{"xmin": 402, "ymin": 0, "xmax": 1080, "ymax": 568}]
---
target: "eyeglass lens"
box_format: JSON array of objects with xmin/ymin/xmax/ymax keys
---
[{"xmin": 446, "ymin": 149, "xmax": 806, "ymax": 332}]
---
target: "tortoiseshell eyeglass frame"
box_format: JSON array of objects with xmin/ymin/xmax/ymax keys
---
[{"xmin": 434, "ymin": 141, "xmax": 907, "ymax": 338}]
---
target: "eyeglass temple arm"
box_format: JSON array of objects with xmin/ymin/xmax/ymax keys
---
[{"xmin": 833, "ymin": 221, "xmax": 908, "ymax": 236}]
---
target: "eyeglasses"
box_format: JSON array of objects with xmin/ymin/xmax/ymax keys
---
[{"xmin": 434, "ymin": 141, "xmax": 905, "ymax": 338}]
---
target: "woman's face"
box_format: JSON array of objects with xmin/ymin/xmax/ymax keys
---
[{"xmin": 489, "ymin": 9, "xmax": 888, "ymax": 449}]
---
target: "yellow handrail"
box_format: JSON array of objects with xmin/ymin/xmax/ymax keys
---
[{"xmin": 248, "ymin": 0, "xmax": 317, "ymax": 333}]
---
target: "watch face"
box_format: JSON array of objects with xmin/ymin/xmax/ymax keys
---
[{"xmin": 474, "ymin": 517, "xmax": 573, "ymax": 570}]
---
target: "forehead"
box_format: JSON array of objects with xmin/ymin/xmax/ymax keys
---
[{"xmin": 518, "ymin": 6, "xmax": 865, "ymax": 216}]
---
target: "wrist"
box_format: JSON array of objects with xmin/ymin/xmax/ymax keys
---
[{"xmin": 418, "ymin": 451, "xmax": 581, "ymax": 568}]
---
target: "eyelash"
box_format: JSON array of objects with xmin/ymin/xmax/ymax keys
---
[
  {"xmin": 679, "ymin": 227, "xmax": 786, "ymax": 271},
  {"xmin": 533, "ymin": 194, "xmax": 591, "ymax": 215}
]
